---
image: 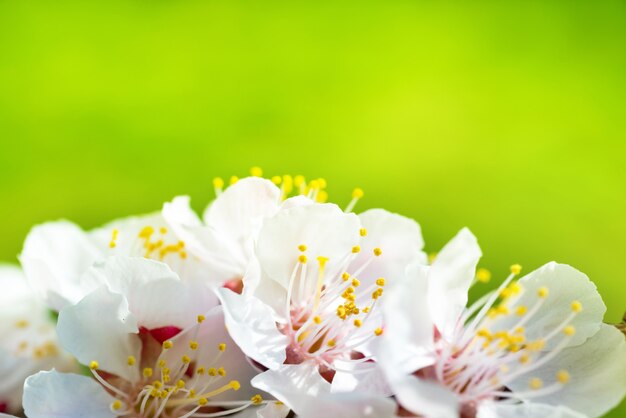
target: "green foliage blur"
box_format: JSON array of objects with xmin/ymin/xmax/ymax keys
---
[{"xmin": 1, "ymin": 1, "xmax": 625, "ymax": 415}]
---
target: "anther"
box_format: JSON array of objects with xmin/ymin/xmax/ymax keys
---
[
  {"xmin": 374, "ymin": 328, "xmax": 383, "ymax": 336},
  {"xmin": 163, "ymin": 340, "xmax": 173, "ymax": 350},
  {"xmin": 557, "ymin": 370, "xmax": 570, "ymax": 384},
  {"xmin": 529, "ymin": 378, "xmax": 543, "ymax": 390},
  {"xmin": 373, "ymin": 247, "xmax": 382, "ymax": 256},
  {"xmin": 354, "ymin": 319, "xmax": 362, "ymax": 327},
  {"xmin": 111, "ymin": 400, "xmax": 123, "ymax": 410},
  {"xmin": 359, "ymin": 228, "xmax": 367, "ymax": 237},
  {"xmin": 271, "ymin": 176, "xmax": 282, "ymax": 185},
  {"xmin": 89, "ymin": 360, "xmax": 99, "ymax": 370},
  {"xmin": 127, "ymin": 356, "xmax": 136, "ymax": 366},
  {"xmin": 197, "ymin": 315, "xmax": 206, "ymax": 323},
  {"xmin": 229, "ymin": 175, "xmax": 239, "ymax": 185},
  {"xmin": 537, "ymin": 287, "xmax": 549, "ymax": 298},
  {"xmin": 189, "ymin": 341, "xmax": 199, "ymax": 350},
  {"xmin": 563, "ymin": 325, "xmax": 576, "ymax": 336},
  {"xmin": 251, "ymin": 394, "xmax": 263, "ymax": 405},
  {"xmin": 571, "ymin": 301, "xmax": 583, "ymax": 313},
  {"xmin": 352, "ymin": 246, "xmax": 361, "ymax": 253},
  {"xmin": 181, "ymin": 355, "xmax": 191, "ymax": 364},
  {"xmin": 298, "ymin": 255, "xmax": 307, "ymax": 263},
  {"xmin": 218, "ymin": 367, "xmax": 226, "ymax": 376},
  {"xmin": 250, "ymin": 166, "xmax": 263, "ymax": 177},
  {"xmin": 298, "ymin": 244, "xmax": 307, "ymax": 252},
  {"xmin": 313, "ymin": 316, "xmax": 321, "ymax": 324},
  {"xmin": 230, "ymin": 380, "xmax": 241, "ymax": 390},
  {"xmin": 218, "ymin": 343, "xmax": 227, "ymax": 351},
  {"xmin": 143, "ymin": 368, "xmax": 153, "ymax": 378},
  {"xmin": 352, "ymin": 188, "xmax": 364, "ymax": 199},
  {"xmin": 476, "ymin": 268, "xmax": 491, "ymax": 283},
  {"xmin": 342, "ymin": 272, "xmax": 350, "ymax": 281},
  {"xmin": 376, "ymin": 278, "xmax": 385, "ymax": 286},
  {"xmin": 510, "ymin": 264, "xmax": 522, "ymax": 275}
]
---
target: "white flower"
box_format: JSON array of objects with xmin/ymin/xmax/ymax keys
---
[
  {"xmin": 23, "ymin": 257, "xmax": 265, "ymax": 418},
  {"xmin": 163, "ymin": 173, "xmax": 368, "ymax": 294},
  {"xmin": 0, "ymin": 265, "xmax": 76, "ymax": 414},
  {"xmin": 379, "ymin": 228, "xmax": 626, "ymax": 418},
  {"xmin": 20, "ymin": 212, "xmax": 215, "ymax": 312},
  {"xmin": 218, "ymin": 202, "xmax": 426, "ymax": 404}
]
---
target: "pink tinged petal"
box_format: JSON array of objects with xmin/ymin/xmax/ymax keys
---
[
  {"xmin": 20, "ymin": 220, "xmax": 104, "ymax": 311},
  {"xmin": 23, "ymin": 370, "xmax": 117, "ymax": 418},
  {"xmin": 256, "ymin": 203, "xmax": 360, "ymax": 291},
  {"xmin": 491, "ymin": 262, "xmax": 606, "ymax": 351},
  {"xmin": 507, "ymin": 324, "xmax": 626, "ymax": 418},
  {"xmin": 353, "ymin": 209, "xmax": 427, "ymax": 287},
  {"xmin": 477, "ymin": 402, "xmax": 587, "ymax": 418},
  {"xmin": 391, "ymin": 374, "xmax": 459, "ymax": 418},
  {"xmin": 218, "ymin": 288, "xmax": 288, "ymax": 369},
  {"xmin": 57, "ymin": 286, "xmax": 141, "ymax": 382},
  {"xmin": 380, "ymin": 262, "xmax": 436, "ymax": 377},
  {"xmin": 296, "ymin": 392, "xmax": 399, "ymax": 418},
  {"xmin": 428, "ymin": 228, "xmax": 482, "ymax": 341},
  {"xmin": 84, "ymin": 256, "xmax": 218, "ymax": 329}
]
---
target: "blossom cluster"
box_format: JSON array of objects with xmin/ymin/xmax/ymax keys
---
[{"xmin": 2, "ymin": 169, "xmax": 625, "ymax": 418}]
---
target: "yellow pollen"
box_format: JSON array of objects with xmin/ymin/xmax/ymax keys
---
[
  {"xmin": 251, "ymin": 394, "xmax": 263, "ymax": 405},
  {"xmin": 309, "ymin": 179, "xmax": 320, "ymax": 190},
  {"xmin": 298, "ymin": 255, "xmax": 307, "ymax": 263},
  {"xmin": 354, "ymin": 319, "xmax": 362, "ymax": 327},
  {"xmin": 537, "ymin": 287, "xmax": 549, "ymax": 298},
  {"xmin": 510, "ymin": 264, "xmax": 522, "ymax": 275},
  {"xmin": 250, "ymin": 166, "xmax": 263, "ymax": 177},
  {"xmin": 374, "ymin": 328, "xmax": 383, "ymax": 336},
  {"xmin": 557, "ymin": 370, "xmax": 570, "ymax": 384},
  {"xmin": 15, "ymin": 319, "xmax": 29, "ymax": 328},
  {"xmin": 143, "ymin": 368, "xmax": 153, "ymax": 378},
  {"xmin": 476, "ymin": 268, "xmax": 491, "ymax": 283},
  {"xmin": 213, "ymin": 177, "xmax": 225, "ymax": 189},
  {"xmin": 127, "ymin": 356, "xmax": 136, "ymax": 366},
  {"xmin": 376, "ymin": 278, "xmax": 386, "ymax": 286},
  {"xmin": 515, "ymin": 306, "xmax": 528, "ymax": 316},
  {"xmin": 218, "ymin": 343, "xmax": 227, "ymax": 351},
  {"xmin": 373, "ymin": 247, "xmax": 382, "ymax": 256},
  {"xmin": 158, "ymin": 360, "xmax": 167, "ymax": 368},
  {"xmin": 111, "ymin": 400, "xmax": 123, "ymax": 410},
  {"xmin": 294, "ymin": 175, "xmax": 305, "ymax": 187},
  {"xmin": 153, "ymin": 381, "xmax": 162, "ymax": 389},
  {"xmin": 519, "ymin": 353, "xmax": 530, "ymax": 364},
  {"xmin": 351, "ymin": 278, "xmax": 361, "ymax": 287},
  {"xmin": 271, "ymin": 175, "xmax": 282, "ymax": 185},
  {"xmin": 352, "ymin": 246, "xmax": 361, "ymax": 253},
  {"xmin": 230, "ymin": 380, "xmax": 241, "ymax": 390},
  {"xmin": 218, "ymin": 367, "xmax": 226, "ymax": 376},
  {"xmin": 229, "ymin": 175, "xmax": 239, "ymax": 185},
  {"xmin": 208, "ymin": 368, "xmax": 217, "ymax": 376},
  {"xmin": 176, "ymin": 380, "xmax": 185, "ymax": 389},
  {"xmin": 198, "ymin": 397, "xmax": 208, "ymax": 406},
  {"xmin": 529, "ymin": 378, "xmax": 543, "ymax": 390},
  {"xmin": 196, "ymin": 367, "xmax": 205, "ymax": 375},
  {"xmin": 342, "ymin": 272, "xmax": 350, "ymax": 281},
  {"xmin": 189, "ymin": 341, "xmax": 199, "ymax": 350},
  {"xmin": 313, "ymin": 316, "xmax": 322, "ymax": 324},
  {"xmin": 327, "ymin": 339, "xmax": 336, "ymax": 347},
  {"xmin": 352, "ymin": 188, "xmax": 364, "ymax": 199},
  {"xmin": 563, "ymin": 325, "xmax": 576, "ymax": 336},
  {"xmin": 163, "ymin": 340, "xmax": 173, "ymax": 350},
  {"xmin": 197, "ymin": 315, "xmax": 206, "ymax": 323},
  {"xmin": 181, "ymin": 355, "xmax": 191, "ymax": 364},
  {"xmin": 159, "ymin": 227, "xmax": 168, "ymax": 234},
  {"xmin": 298, "ymin": 244, "xmax": 307, "ymax": 252},
  {"xmin": 317, "ymin": 256, "xmax": 329, "ymax": 267},
  {"xmin": 359, "ymin": 228, "xmax": 367, "ymax": 237},
  {"xmin": 571, "ymin": 301, "xmax": 583, "ymax": 313},
  {"xmin": 89, "ymin": 360, "xmax": 99, "ymax": 370}
]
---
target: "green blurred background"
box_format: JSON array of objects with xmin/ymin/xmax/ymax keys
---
[{"xmin": 1, "ymin": 1, "xmax": 625, "ymax": 415}]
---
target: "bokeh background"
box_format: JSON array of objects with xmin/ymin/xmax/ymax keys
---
[{"xmin": 1, "ymin": 1, "xmax": 625, "ymax": 415}]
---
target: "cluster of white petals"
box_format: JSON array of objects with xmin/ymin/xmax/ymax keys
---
[{"xmin": 1, "ymin": 168, "xmax": 625, "ymax": 418}]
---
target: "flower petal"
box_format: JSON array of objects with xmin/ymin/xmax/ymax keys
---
[
  {"xmin": 218, "ymin": 288, "xmax": 289, "ymax": 369},
  {"xmin": 23, "ymin": 370, "xmax": 116, "ymax": 418},
  {"xmin": 353, "ymin": 209, "xmax": 427, "ymax": 287},
  {"xmin": 296, "ymin": 392, "xmax": 398, "ymax": 418},
  {"xmin": 57, "ymin": 286, "xmax": 141, "ymax": 382},
  {"xmin": 428, "ymin": 228, "xmax": 482, "ymax": 340},
  {"xmin": 203, "ymin": 177, "xmax": 281, "ymax": 240},
  {"xmin": 508, "ymin": 324, "xmax": 626, "ymax": 418},
  {"xmin": 20, "ymin": 221, "xmax": 104, "ymax": 310},
  {"xmin": 390, "ymin": 374, "xmax": 459, "ymax": 418},
  {"xmin": 379, "ymin": 262, "xmax": 435, "ymax": 376},
  {"xmin": 256, "ymin": 203, "xmax": 360, "ymax": 291},
  {"xmin": 477, "ymin": 402, "xmax": 586, "ymax": 418},
  {"xmin": 492, "ymin": 262, "xmax": 605, "ymax": 350},
  {"xmin": 84, "ymin": 256, "xmax": 218, "ymax": 329}
]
